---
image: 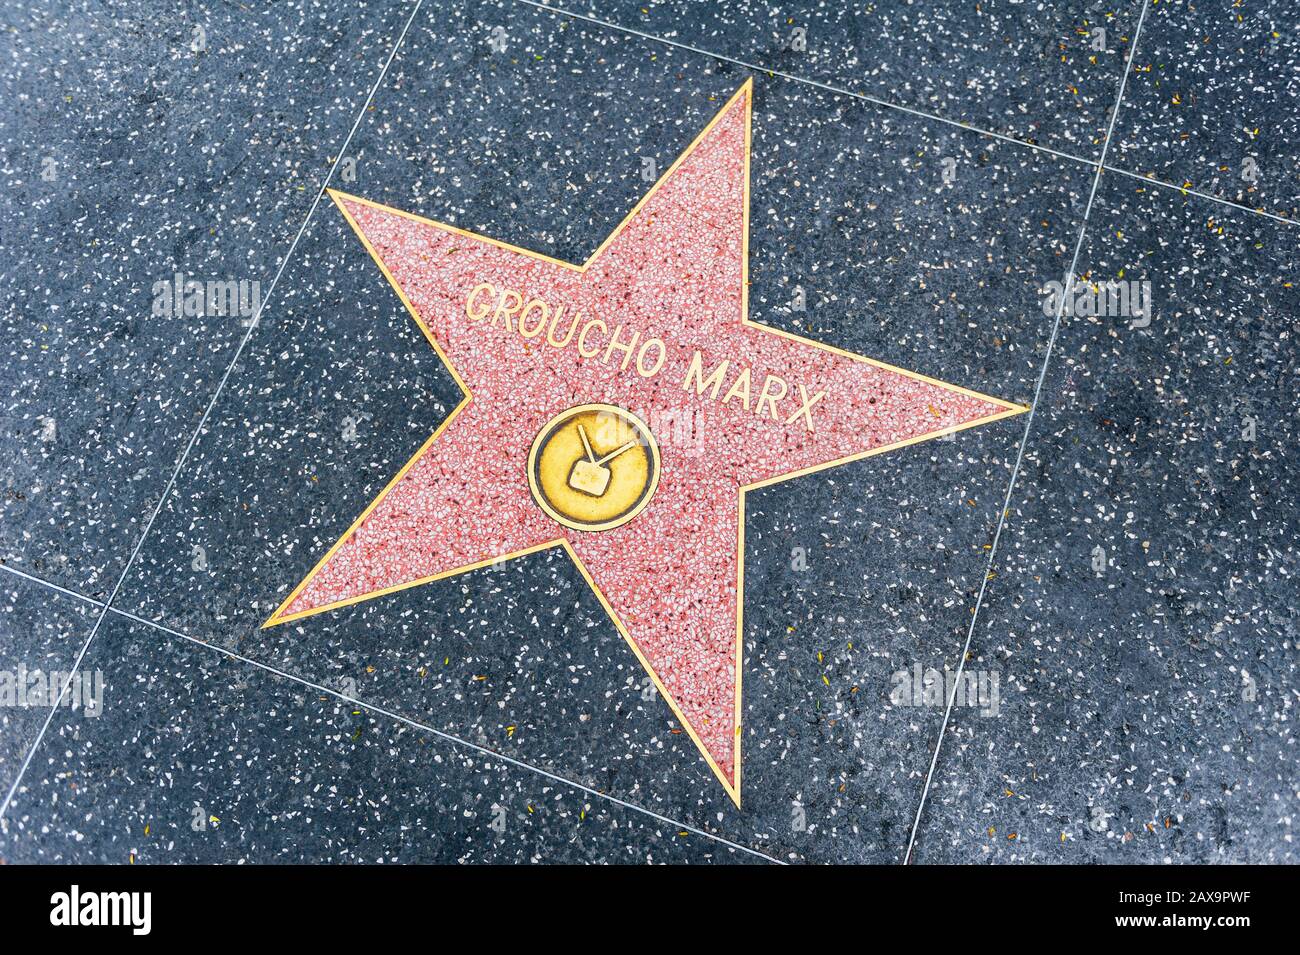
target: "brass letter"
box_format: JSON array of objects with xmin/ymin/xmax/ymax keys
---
[
  {"xmin": 636, "ymin": 338, "xmax": 667, "ymax": 378},
  {"xmin": 490, "ymin": 288, "xmax": 523, "ymax": 331},
  {"xmin": 785, "ymin": 383, "xmax": 826, "ymax": 432},
  {"xmin": 602, "ymin": 324, "xmax": 641, "ymax": 370},
  {"xmin": 465, "ymin": 282, "xmax": 495, "ymax": 321},
  {"xmin": 518, "ymin": 298, "xmax": 549, "ymax": 338},
  {"xmin": 578, "ymin": 319, "xmax": 608, "ymax": 358},
  {"xmin": 723, "ymin": 368, "xmax": 752, "ymax": 410},
  {"xmin": 756, "ymin": 374, "xmax": 789, "ymax": 420},
  {"xmin": 682, "ymin": 350, "xmax": 729, "ymax": 400}
]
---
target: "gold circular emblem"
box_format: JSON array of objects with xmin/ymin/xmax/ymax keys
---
[{"xmin": 527, "ymin": 404, "xmax": 660, "ymax": 532}]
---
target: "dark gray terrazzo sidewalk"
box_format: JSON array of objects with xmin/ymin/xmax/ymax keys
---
[{"xmin": 0, "ymin": 0, "xmax": 1292, "ymax": 864}]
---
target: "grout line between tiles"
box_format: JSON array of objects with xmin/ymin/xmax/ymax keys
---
[
  {"xmin": 106, "ymin": 606, "xmax": 784, "ymax": 864},
  {"xmin": 517, "ymin": 0, "xmax": 1298, "ymax": 230},
  {"xmin": 0, "ymin": 0, "xmax": 428, "ymax": 825},
  {"xmin": 1102, "ymin": 165, "xmax": 1296, "ymax": 226},
  {"xmin": 0, "ymin": 563, "xmax": 106, "ymax": 608},
  {"xmin": 514, "ymin": 0, "xmax": 1099, "ymax": 167},
  {"xmin": 902, "ymin": 0, "xmax": 1153, "ymax": 865}
]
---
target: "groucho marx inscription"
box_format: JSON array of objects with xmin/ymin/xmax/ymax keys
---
[{"xmin": 464, "ymin": 280, "xmax": 827, "ymax": 432}]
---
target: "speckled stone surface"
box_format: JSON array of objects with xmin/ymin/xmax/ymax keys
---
[
  {"xmin": 0, "ymin": 579, "xmax": 96, "ymax": 800},
  {"xmin": 0, "ymin": 0, "xmax": 411, "ymax": 597},
  {"xmin": 0, "ymin": 613, "xmax": 756, "ymax": 863},
  {"xmin": 2, "ymin": 0, "xmax": 1294, "ymax": 866},
  {"xmin": 1113, "ymin": 0, "xmax": 1298, "ymax": 218},
  {"xmin": 111, "ymin": 0, "xmax": 1083, "ymax": 863},
  {"xmin": 576, "ymin": 0, "xmax": 1145, "ymax": 158},
  {"xmin": 910, "ymin": 175, "xmax": 1298, "ymax": 863}
]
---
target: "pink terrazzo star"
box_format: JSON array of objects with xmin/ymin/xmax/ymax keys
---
[{"xmin": 265, "ymin": 81, "xmax": 1024, "ymax": 805}]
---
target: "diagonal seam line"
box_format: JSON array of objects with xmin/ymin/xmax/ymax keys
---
[
  {"xmin": 0, "ymin": 563, "xmax": 106, "ymax": 608},
  {"xmin": 0, "ymin": 0, "xmax": 428, "ymax": 825},
  {"xmin": 520, "ymin": 0, "xmax": 1299, "ymax": 231},
  {"xmin": 1103, "ymin": 165, "xmax": 1298, "ymax": 227},
  {"xmin": 107, "ymin": 606, "xmax": 784, "ymax": 865},
  {"xmin": 902, "ymin": 0, "xmax": 1152, "ymax": 865},
  {"xmin": 515, "ymin": 0, "xmax": 1099, "ymax": 168},
  {"xmin": 0, "ymin": 552, "xmax": 781, "ymax": 863}
]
